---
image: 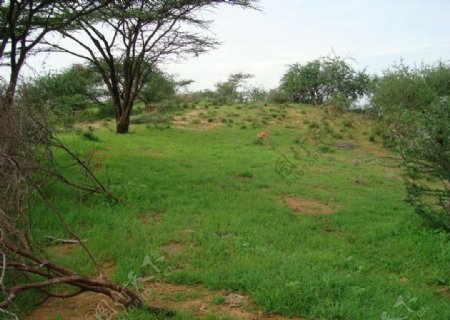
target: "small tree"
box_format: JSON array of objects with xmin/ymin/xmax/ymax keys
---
[
  {"xmin": 280, "ymin": 55, "xmax": 371, "ymax": 108},
  {"xmin": 214, "ymin": 72, "xmax": 254, "ymax": 104}
]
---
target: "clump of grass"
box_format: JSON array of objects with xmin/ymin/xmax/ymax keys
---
[
  {"xmin": 318, "ymin": 144, "xmax": 334, "ymax": 153},
  {"xmin": 210, "ymin": 295, "xmax": 226, "ymax": 305},
  {"xmin": 308, "ymin": 121, "xmax": 320, "ymax": 129},
  {"xmin": 239, "ymin": 170, "xmax": 253, "ymax": 179},
  {"xmin": 253, "ymin": 137, "xmax": 264, "ymax": 145},
  {"xmin": 342, "ymin": 118, "xmax": 353, "ymax": 128},
  {"xmin": 81, "ymin": 128, "xmax": 100, "ymax": 142}
]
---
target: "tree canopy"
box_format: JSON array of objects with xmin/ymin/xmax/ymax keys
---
[
  {"xmin": 46, "ymin": 0, "xmax": 257, "ymax": 133},
  {"xmin": 280, "ymin": 55, "xmax": 371, "ymax": 109}
]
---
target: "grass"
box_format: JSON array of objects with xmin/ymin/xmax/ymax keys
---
[{"xmin": 23, "ymin": 104, "xmax": 450, "ymax": 319}]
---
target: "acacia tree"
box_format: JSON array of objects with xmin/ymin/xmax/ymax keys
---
[
  {"xmin": 0, "ymin": 0, "xmax": 113, "ymax": 110},
  {"xmin": 48, "ymin": 0, "xmax": 257, "ymax": 133}
]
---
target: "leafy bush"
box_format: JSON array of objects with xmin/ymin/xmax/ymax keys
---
[
  {"xmin": 279, "ymin": 55, "xmax": 372, "ymax": 106},
  {"xmin": 371, "ymin": 62, "xmax": 441, "ymax": 117},
  {"xmin": 326, "ymin": 93, "xmax": 352, "ymax": 110},
  {"xmin": 25, "ymin": 64, "xmax": 100, "ymax": 111},
  {"xmin": 267, "ymin": 89, "xmax": 289, "ymax": 104},
  {"xmin": 397, "ymin": 99, "xmax": 450, "ymax": 230},
  {"xmin": 139, "ymin": 69, "xmax": 177, "ymax": 106},
  {"xmin": 371, "ymin": 61, "xmax": 450, "ymax": 230}
]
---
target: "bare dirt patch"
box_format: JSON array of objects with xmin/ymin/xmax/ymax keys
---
[
  {"xmin": 26, "ymin": 280, "xmax": 307, "ymax": 320},
  {"xmin": 172, "ymin": 109, "xmax": 203, "ymax": 127},
  {"xmin": 138, "ymin": 212, "xmax": 164, "ymax": 224},
  {"xmin": 145, "ymin": 282, "xmax": 307, "ymax": 320},
  {"xmin": 201, "ymin": 121, "xmax": 223, "ymax": 130},
  {"xmin": 161, "ymin": 242, "xmax": 184, "ymax": 256},
  {"xmin": 435, "ymin": 285, "xmax": 450, "ymax": 298},
  {"xmin": 73, "ymin": 121, "xmax": 103, "ymax": 129},
  {"xmin": 24, "ymin": 262, "xmax": 117, "ymax": 320},
  {"xmin": 139, "ymin": 147, "xmax": 163, "ymax": 157},
  {"xmin": 172, "ymin": 110, "xmax": 223, "ymax": 130},
  {"xmin": 359, "ymin": 141, "xmax": 392, "ymax": 158},
  {"xmin": 25, "ymin": 291, "xmax": 102, "ymax": 320},
  {"xmin": 283, "ymin": 196, "xmax": 342, "ymax": 215},
  {"xmin": 232, "ymin": 174, "xmax": 253, "ymax": 181},
  {"xmin": 46, "ymin": 242, "xmax": 78, "ymax": 258}
]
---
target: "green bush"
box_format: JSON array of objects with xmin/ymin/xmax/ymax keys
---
[
  {"xmin": 371, "ymin": 61, "xmax": 450, "ymax": 230},
  {"xmin": 398, "ymin": 99, "xmax": 450, "ymax": 230},
  {"xmin": 279, "ymin": 55, "xmax": 372, "ymax": 105}
]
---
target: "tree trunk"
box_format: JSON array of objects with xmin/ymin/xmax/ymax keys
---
[{"xmin": 116, "ymin": 116, "xmax": 130, "ymax": 134}]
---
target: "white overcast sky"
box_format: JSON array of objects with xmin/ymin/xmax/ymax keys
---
[{"xmin": 15, "ymin": 0, "xmax": 450, "ymax": 91}]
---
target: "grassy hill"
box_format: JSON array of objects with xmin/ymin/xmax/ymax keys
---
[{"xmin": 25, "ymin": 103, "xmax": 450, "ymax": 319}]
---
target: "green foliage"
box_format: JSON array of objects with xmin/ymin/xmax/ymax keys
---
[
  {"xmin": 280, "ymin": 55, "xmax": 372, "ymax": 108},
  {"xmin": 398, "ymin": 99, "xmax": 450, "ymax": 230},
  {"xmin": 371, "ymin": 62, "xmax": 441, "ymax": 117},
  {"xmin": 25, "ymin": 64, "xmax": 100, "ymax": 111},
  {"xmin": 214, "ymin": 72, "xmax": 254, "ymax": 105},
  {"xmin": 139, "ymin": 70, "xmax": 177, "ymax": 106},
  {"xmin": 247, "ymin": 86, "xmax": 268, "ymax": 104},
  {"xmin": 327, "ymin": 93, "xmax": 352, "ymax": 110},
  {"xmin": 372, "ymin": 61, "xmax": 450, "ymax": 230},
  {"xmin": 267, "ymin": 88, "xmax": 289, "ymax": 104}
]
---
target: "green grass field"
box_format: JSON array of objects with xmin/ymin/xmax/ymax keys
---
[{"xmin": 24, "ymin": 104, "xmax": 450, "ymax": 319}]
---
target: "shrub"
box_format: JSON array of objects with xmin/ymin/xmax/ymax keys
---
[
  {"xmin": 398, "ymin": 99, "xmax": 450, "ymax": 230},
  {"xmin": 81, "ymin": 129, "xmax": 100, "ymax": 142},
  {"xmin": 372, "ymin": 61, "xmax": 450, "ymax": 230},
  {"xmin": 279, "ymin": 55, "xmax": 372, "ymax": 105},
  {"xmin": 308, "ymin": 121, "xmax": 320, "ymax": 129},
  {"xmin": 253, "ymin": 137, "xmax": 264, "ymax": 145},
  {"xmin": 318, "ymin": 144, "xmax": 334, "ymax": 153}
]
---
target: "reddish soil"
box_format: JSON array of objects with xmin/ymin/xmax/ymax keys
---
[
  {"xmin": 25, "ymin": 281, "xmax": 307, "ymax": 320},
  {"xmin": 283, "ymin": 196, "xmax": 342, "ymax": 214}
]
